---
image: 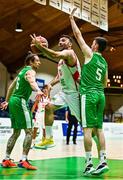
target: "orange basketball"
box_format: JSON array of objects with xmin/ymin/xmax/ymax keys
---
[{"xmin": 32, "ymin": 35, "xmax": 48, "ymax": 48}]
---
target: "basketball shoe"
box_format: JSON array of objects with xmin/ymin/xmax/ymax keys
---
[
  {"xmin": 35, "ymin": 136, "xmax": 55, "ymax": 149},
  {"xmin": 18, "ymin": 159, "xmax": 37, "ymax": 170},
  {"xmin": 1, "ymin": 159, "xmax": 17, "ymax": 168}
]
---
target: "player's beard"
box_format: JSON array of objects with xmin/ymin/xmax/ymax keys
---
[
  {"xmin": 32, "ymin": 65, "xmax": 39, "ymax": 71},
  {"xmin": 58, "ymin": 46, "xmax": 64, "ymax": 51},
  {"xmin": 58, "ymin": 45, "xmax": 68, "ymax": 51}
]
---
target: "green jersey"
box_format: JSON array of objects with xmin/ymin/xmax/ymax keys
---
[
  {"xmin": 12, "ymin": 66, "xmax": 33, "ymax": 101},
  {"xmin": 80, "ymin": 52, "xmax": 108, "ymax": 94}
]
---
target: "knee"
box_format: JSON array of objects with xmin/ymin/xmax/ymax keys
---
[
  {"xmin": 25, "ymin": 129, "xmax": 33, "ymax": 137},
  {"xmin": 45, "ymin": 103, "xmax": 53, "ymax": 111}
]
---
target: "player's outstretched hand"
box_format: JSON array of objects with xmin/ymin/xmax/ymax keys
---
[{"xmin": 70, "ymin": 7, "xmax": 77, "ymax": 18}]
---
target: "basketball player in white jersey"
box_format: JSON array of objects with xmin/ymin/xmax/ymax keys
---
[
  {"xmin": 30, "ymin": 34, "xmax": 81, "ymax": 148},
  {"xmin": 31, "ymin": 85, "xmax": 50, "ymax": 148}
]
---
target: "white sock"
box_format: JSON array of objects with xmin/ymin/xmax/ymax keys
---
[
  {"xmin": 21, "ymin": 155, "xmax": 27, "ymax": 161},
  {"xmin": 100, "ymin": 150, "xmax": 106, "ymax": 163},
  {"xmin": 85, "ymin": 151, "xmax": 92, "ymax": 165},
  {"xmin": 45, "ymin": 126, "xmax": 53, "ymax": 138},
  {"xmin": 5, "ymin": 153, "xmax": 10, "ymax": 160}
]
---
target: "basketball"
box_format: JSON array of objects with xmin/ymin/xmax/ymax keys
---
[{"xmin": 31, "ymin": 35, "xmax": 48, "ymax": 48}]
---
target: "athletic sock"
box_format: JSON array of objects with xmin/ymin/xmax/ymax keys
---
[
  {"xmin": 5, "ymin": 153, "xmax": 10, "ymax": 160},
  {"xmin": 100, "ymin": 150, "xmax": 106, "ymax": 163},
  {"xmin": 45, "ymin": 126, "xmax": 53, "ymax": 138},
  {"xmin": 85, "ymin": 151, "xmax": 92, "ymax": 165},
  {"xmin": 21, "ymin": 155, "xmax": 27, "ymax": 161}
]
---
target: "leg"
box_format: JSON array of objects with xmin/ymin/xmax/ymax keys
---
[
  {"xmin": 92, "ymin": 93, "xmax": 109, "ymax": 175},
  {"xmin": 73, "ymin": 119, "xmax": 78, "ymax": 144},
  {"xmin": 42, "ymin": 128, "xmax": 46, "ymax": 138},
  {"xmin": 31, "ymin": 127, "xmax": 38, "ymax": 147},
  {"xmin": 83, "ymin": 128, "xmax": 95, "ymax": 175},
  {"xmin": 32, "ymin": 127, "xmax": 38, "ymax": 140},
  {"xmin": 2, "ymin": 129, "xmax": 21, "ymax": 168},
  {"xmin": 83, "ymin": 128, "xmax": 93, "ymax": 153},
  {"xmin": 92, "ymin": 128, "xmax": 109, "ymax": 175},
  {"xmin": 35, "ymin": 92, "xmax": 66, "ymax": 148},
  {"xmin": 66, "ymin": 120, "xmax": 72, "ymax": 144},
  {"xmin": 18, "ymin": 128, "xmax": 37, "ymax": 170},
  {"xmin": 35, "ymin": 103, "xmax": 57, "ymax": 148},
  {"xmin": 92, "ymin": 128, "xmax": 100, "ymax": 158},
  {"xmin": 23, "ymin": 128, "xmax": 33, "ymax": 156},
  {"xmin": 6, "ymin": 129, "xmax": 21, "ymax": 157},
  {"xmin": 97, "ymin": 129, "xmax": 106, "ymax": 162},
  {"xmin": 81, "ymin": 93, "xmax": 99, "ymax": 175}
]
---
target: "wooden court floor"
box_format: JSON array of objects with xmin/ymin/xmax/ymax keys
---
[
  {"xmin": 0, "ymin": 137, "xmax": 123, "ymax": 179},
  {"xmin": 0, "ymin": 157, "xmax": 123, "ymax": 180}
]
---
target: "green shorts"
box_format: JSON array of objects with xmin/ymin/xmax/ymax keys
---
[
  {"xmin": 81, "ymin": 91, "xmax": 105, "ymax": 128},
  {"xmin": 9, "ymin": 96, "xmax": 32, "ymax": 129}
]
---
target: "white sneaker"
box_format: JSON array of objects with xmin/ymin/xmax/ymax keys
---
[
  {"xmin": 92, "ymin": 162, "xmax": 109, "ymax": 175},
  {"xmin": 83, "ymin": 164, "xmax": 95, "ymax": 176}
]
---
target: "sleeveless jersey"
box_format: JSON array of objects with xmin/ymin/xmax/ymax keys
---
[
  {"xmin": 12, "ymin": 66, "xmax": 33, "ymax": 101},
  {"xmin": 36, "ymin": 97, "xmax": 50, "ymax": 113},
  {"xmin": 58, "ymin": 58, "xmax": 81, "ymax": 93},
  {"xmin": 80, "ymin": 52, "xmax": 108, "ymax": 94}
]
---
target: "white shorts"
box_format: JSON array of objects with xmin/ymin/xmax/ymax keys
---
[
  {"xmin": 33, "ymin": 112, "xmax": 45, "ymax": 129},
  {"xmin": 51, "ymin": 91, "xmax": 81, "ymax": 122}
]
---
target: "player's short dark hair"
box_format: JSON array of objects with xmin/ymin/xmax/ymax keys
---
[
  {"xmin": 60, "ymin": 34, "xmax": 73, "ymax": 43},
  {"xmin": 42, "ymin": 84, "xmax": 48, "ymax": 90},
  {"xmin": 25, "ymin": 51, "xmax": 38, "ymax": 65},
  {"xmin": 94, "ymin": 37, "xmax": 108, "ymax": 52}
]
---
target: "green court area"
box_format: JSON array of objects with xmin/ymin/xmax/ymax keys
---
[{"xmin": 0, "ymin": 157, "xmax": 123, "ymax": 180}]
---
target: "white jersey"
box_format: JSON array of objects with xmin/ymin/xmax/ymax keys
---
[
  {"xmin": 34, "ymin": 97, "xmax": 50, "ymax": 128},
  {"xmin": 36, "ymin": 97, "xmax": 50, "ymax": 113},
  {"xmin": 51, "ymin": 57, "xmax": 81, "ymax": 122},
  {"xmin": 58, "ymin": 58, "xmax": 81, "ymax": 93}
]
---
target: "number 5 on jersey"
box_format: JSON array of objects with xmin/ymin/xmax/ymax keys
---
[{"xmin": 96, "ymin": 68, "xmax": 102, "ymax": 81}]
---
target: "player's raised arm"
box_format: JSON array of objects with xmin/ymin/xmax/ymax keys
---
[
  {"xmin": 69, "ymin": 8, "xmax": 92, "ymax": 60},
  {"xmin": 30, "ymin": 34, "xmax": 76, "ymax": 65}
]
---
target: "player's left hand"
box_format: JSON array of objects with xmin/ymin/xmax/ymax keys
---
[
  {"xmin": 30, "ymin": 34, "xmax": 43, "ymax": 46},
  {"xmin": 70, "ymin": 7, "xmax": 77, "ymax": 18}
]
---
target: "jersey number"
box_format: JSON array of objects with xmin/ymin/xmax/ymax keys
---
[{"xmin": 96, "ymin": 68, "xmax": 102, "ymax": 81}]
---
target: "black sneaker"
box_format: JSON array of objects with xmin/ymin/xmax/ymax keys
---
[
  {"xmin": 83, "ymin": 164, "xmax": 95, "ymax": 176},
  {"xmin": 73, "ymin": 141, "xmax": 77, "ymax": 144},
  {"xmin": 92, "ymin": 162, "xmax": 109, "ymax": 175}
]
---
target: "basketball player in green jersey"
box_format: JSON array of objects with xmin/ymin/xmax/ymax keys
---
[
  {"xmin": 70, "ymin": 8, "xmax": 109, "ymax": 176},
  {"xmin": 1, "ymin": 52, "xmax": 44, "ymax": 170}
]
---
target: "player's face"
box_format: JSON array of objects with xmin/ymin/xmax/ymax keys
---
[
  {"xmin": 58, "ymin": 37, "xmax": 71, "ymax": 50},
  {"xmin": 32, "ymin": 55, "xmax": 41, "ymax": 69},
  {"xmin": 42, "ymin": 88, "xmax": 48, "ymax": 96},
  {"xmin": 91, "ymin": 40, "xmax": 98, "ymax": 52}
]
